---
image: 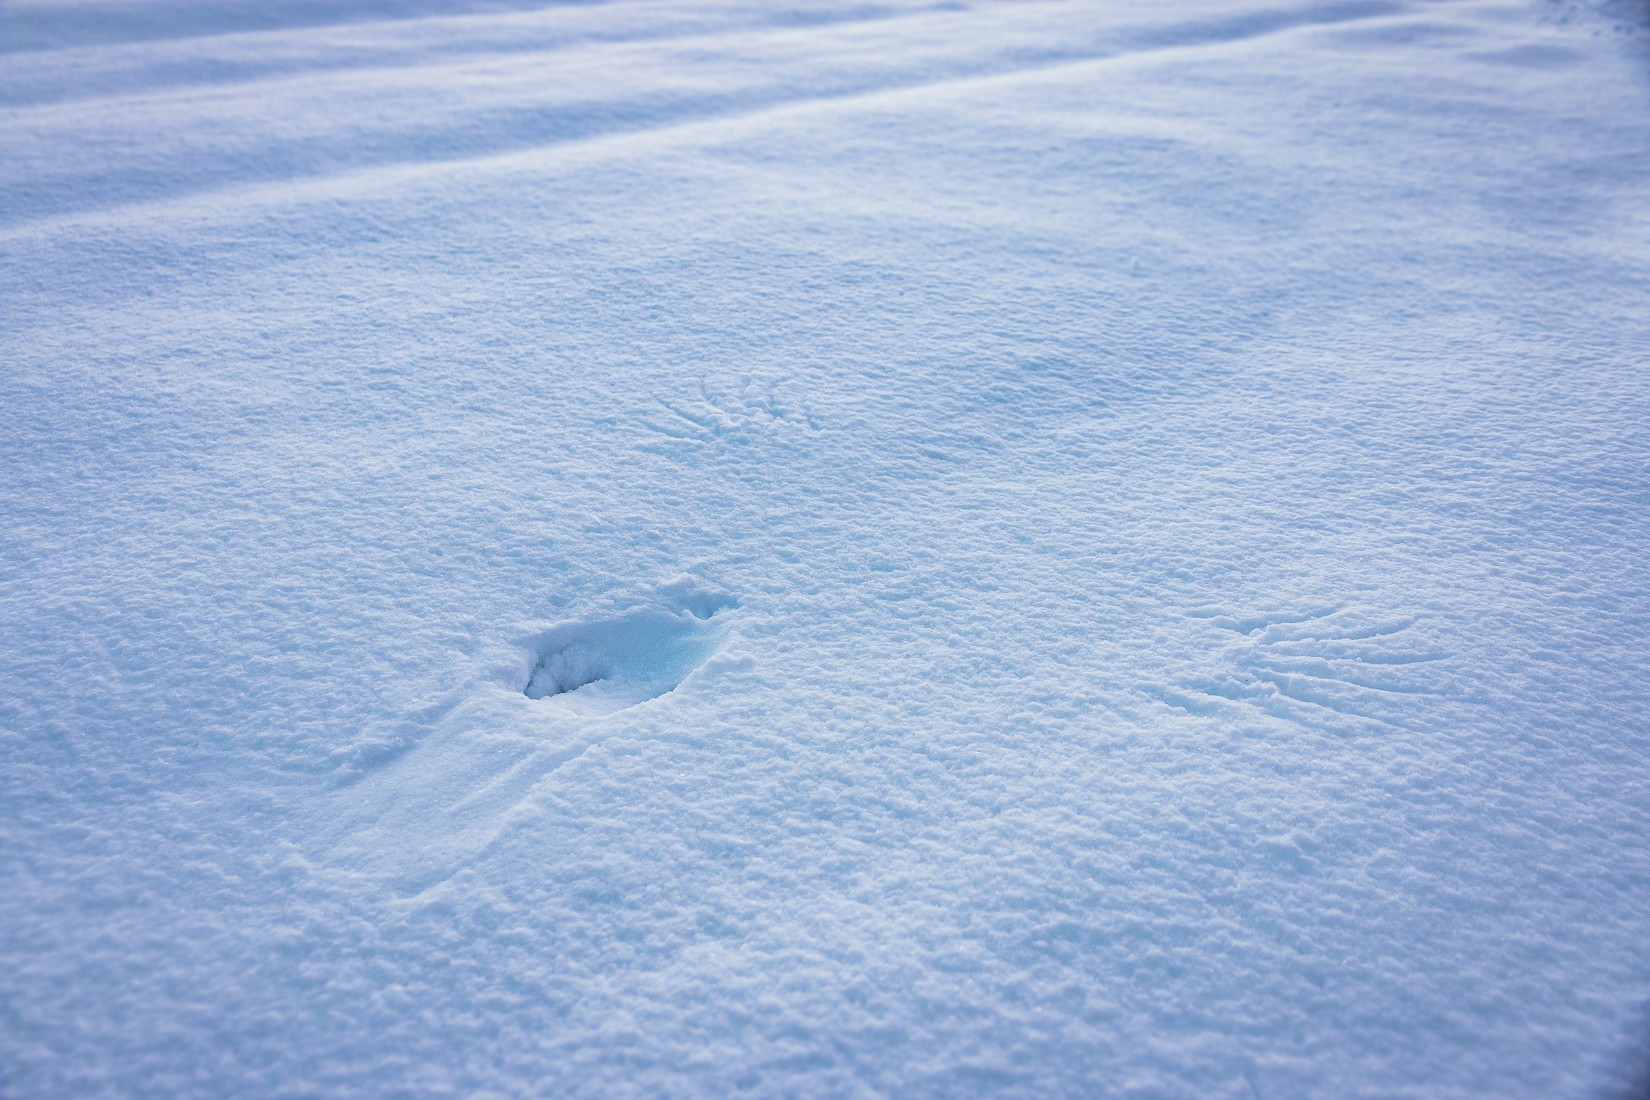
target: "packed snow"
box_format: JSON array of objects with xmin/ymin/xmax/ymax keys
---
[{"xmin": 3, "ymin": 0, "xmax": 1650, "ymax": 1095}]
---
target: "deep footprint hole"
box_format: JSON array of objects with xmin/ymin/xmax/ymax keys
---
[
  {"xmin": 520, "ymin": 600, "xmax": 734, "ymax": 716},
  {"xmin": 524, "ymin": 643, "xmax": 610, "ymax": 700}
]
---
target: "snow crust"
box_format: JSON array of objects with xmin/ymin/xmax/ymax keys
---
[{"xmin": 3, "ymin": 0, "xmax": 1650, "ymax": 1095}]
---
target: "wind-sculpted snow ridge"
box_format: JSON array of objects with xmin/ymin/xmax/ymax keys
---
[
  {"xmin": 0, "ymin": 0, "xmax": 1407, "ymax": 231},
  {"xmin": 4, "ymin": 0, "xmax": 1650, "ymax": 1095}
]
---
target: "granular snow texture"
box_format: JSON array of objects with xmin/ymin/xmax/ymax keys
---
[{"xmin": 3, "ymin": 0, "xmax": 1650, "ymax": 1096}]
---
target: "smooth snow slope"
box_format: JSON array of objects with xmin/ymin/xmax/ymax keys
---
[{"xmin": 4, "ymin": 0, "xmax": 1650, "ymax": 1096}]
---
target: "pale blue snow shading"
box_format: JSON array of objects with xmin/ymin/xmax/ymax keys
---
[{"xmin": 3, "ymin": 0, "xmax": 1650, "ymax": 1096}]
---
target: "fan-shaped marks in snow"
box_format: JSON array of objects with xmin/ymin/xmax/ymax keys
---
[
  {"xmin": 1158, "ymin": 605, "xmax": 1452, "ymax": 727},
  {"xmin": 635, "ymin": 377, "xmax": 814, "ymax": 455},
  {"xmin": 522, "ymin": 599, "xmax": 734, "ymax": 717}
]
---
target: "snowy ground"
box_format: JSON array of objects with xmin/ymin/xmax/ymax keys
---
[{"xmin": 4, "ymin": 0, "xmax": 1650, "ymax": 1095}]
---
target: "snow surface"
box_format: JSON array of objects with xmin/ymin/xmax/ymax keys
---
[{"xmin": 3, "ymin": 0, "xmax": 1650, "ymax": 1095}]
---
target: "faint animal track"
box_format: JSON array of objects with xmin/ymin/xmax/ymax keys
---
[
  {"xmin": 636, "ymin": 376, "xmax": 813, "ymax": 451},
  {"xmin": 1160, "ymin": 605, "xmax": 1450, "ymax": 727},
  {"xmin": 520, "ymin": 596, "xmax": 736, "ymax": 717}
]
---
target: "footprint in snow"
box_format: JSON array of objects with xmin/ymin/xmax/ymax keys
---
[{"xmin": 521, "ymin": 593, "xmax": 735, "ymax": 717}]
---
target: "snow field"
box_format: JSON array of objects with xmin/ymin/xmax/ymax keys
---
[{"xmin": 3, "ymin": 0, "xmax": 1650, "ymax": 1095}]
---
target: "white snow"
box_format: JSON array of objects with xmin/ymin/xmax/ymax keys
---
[{"xmin": 3, "ymin": 0, "xmax": 1650, "ymax": 1095}]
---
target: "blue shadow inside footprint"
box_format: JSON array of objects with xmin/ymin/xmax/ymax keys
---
[{"xmin": 521, "ymin": 605, "xmax": 731, "ymax": 717}]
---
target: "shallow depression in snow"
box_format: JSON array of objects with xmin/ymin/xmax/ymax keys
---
[{"xmin": 520, "ymin": 601, "xmax": 734, "ymax": 717}]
